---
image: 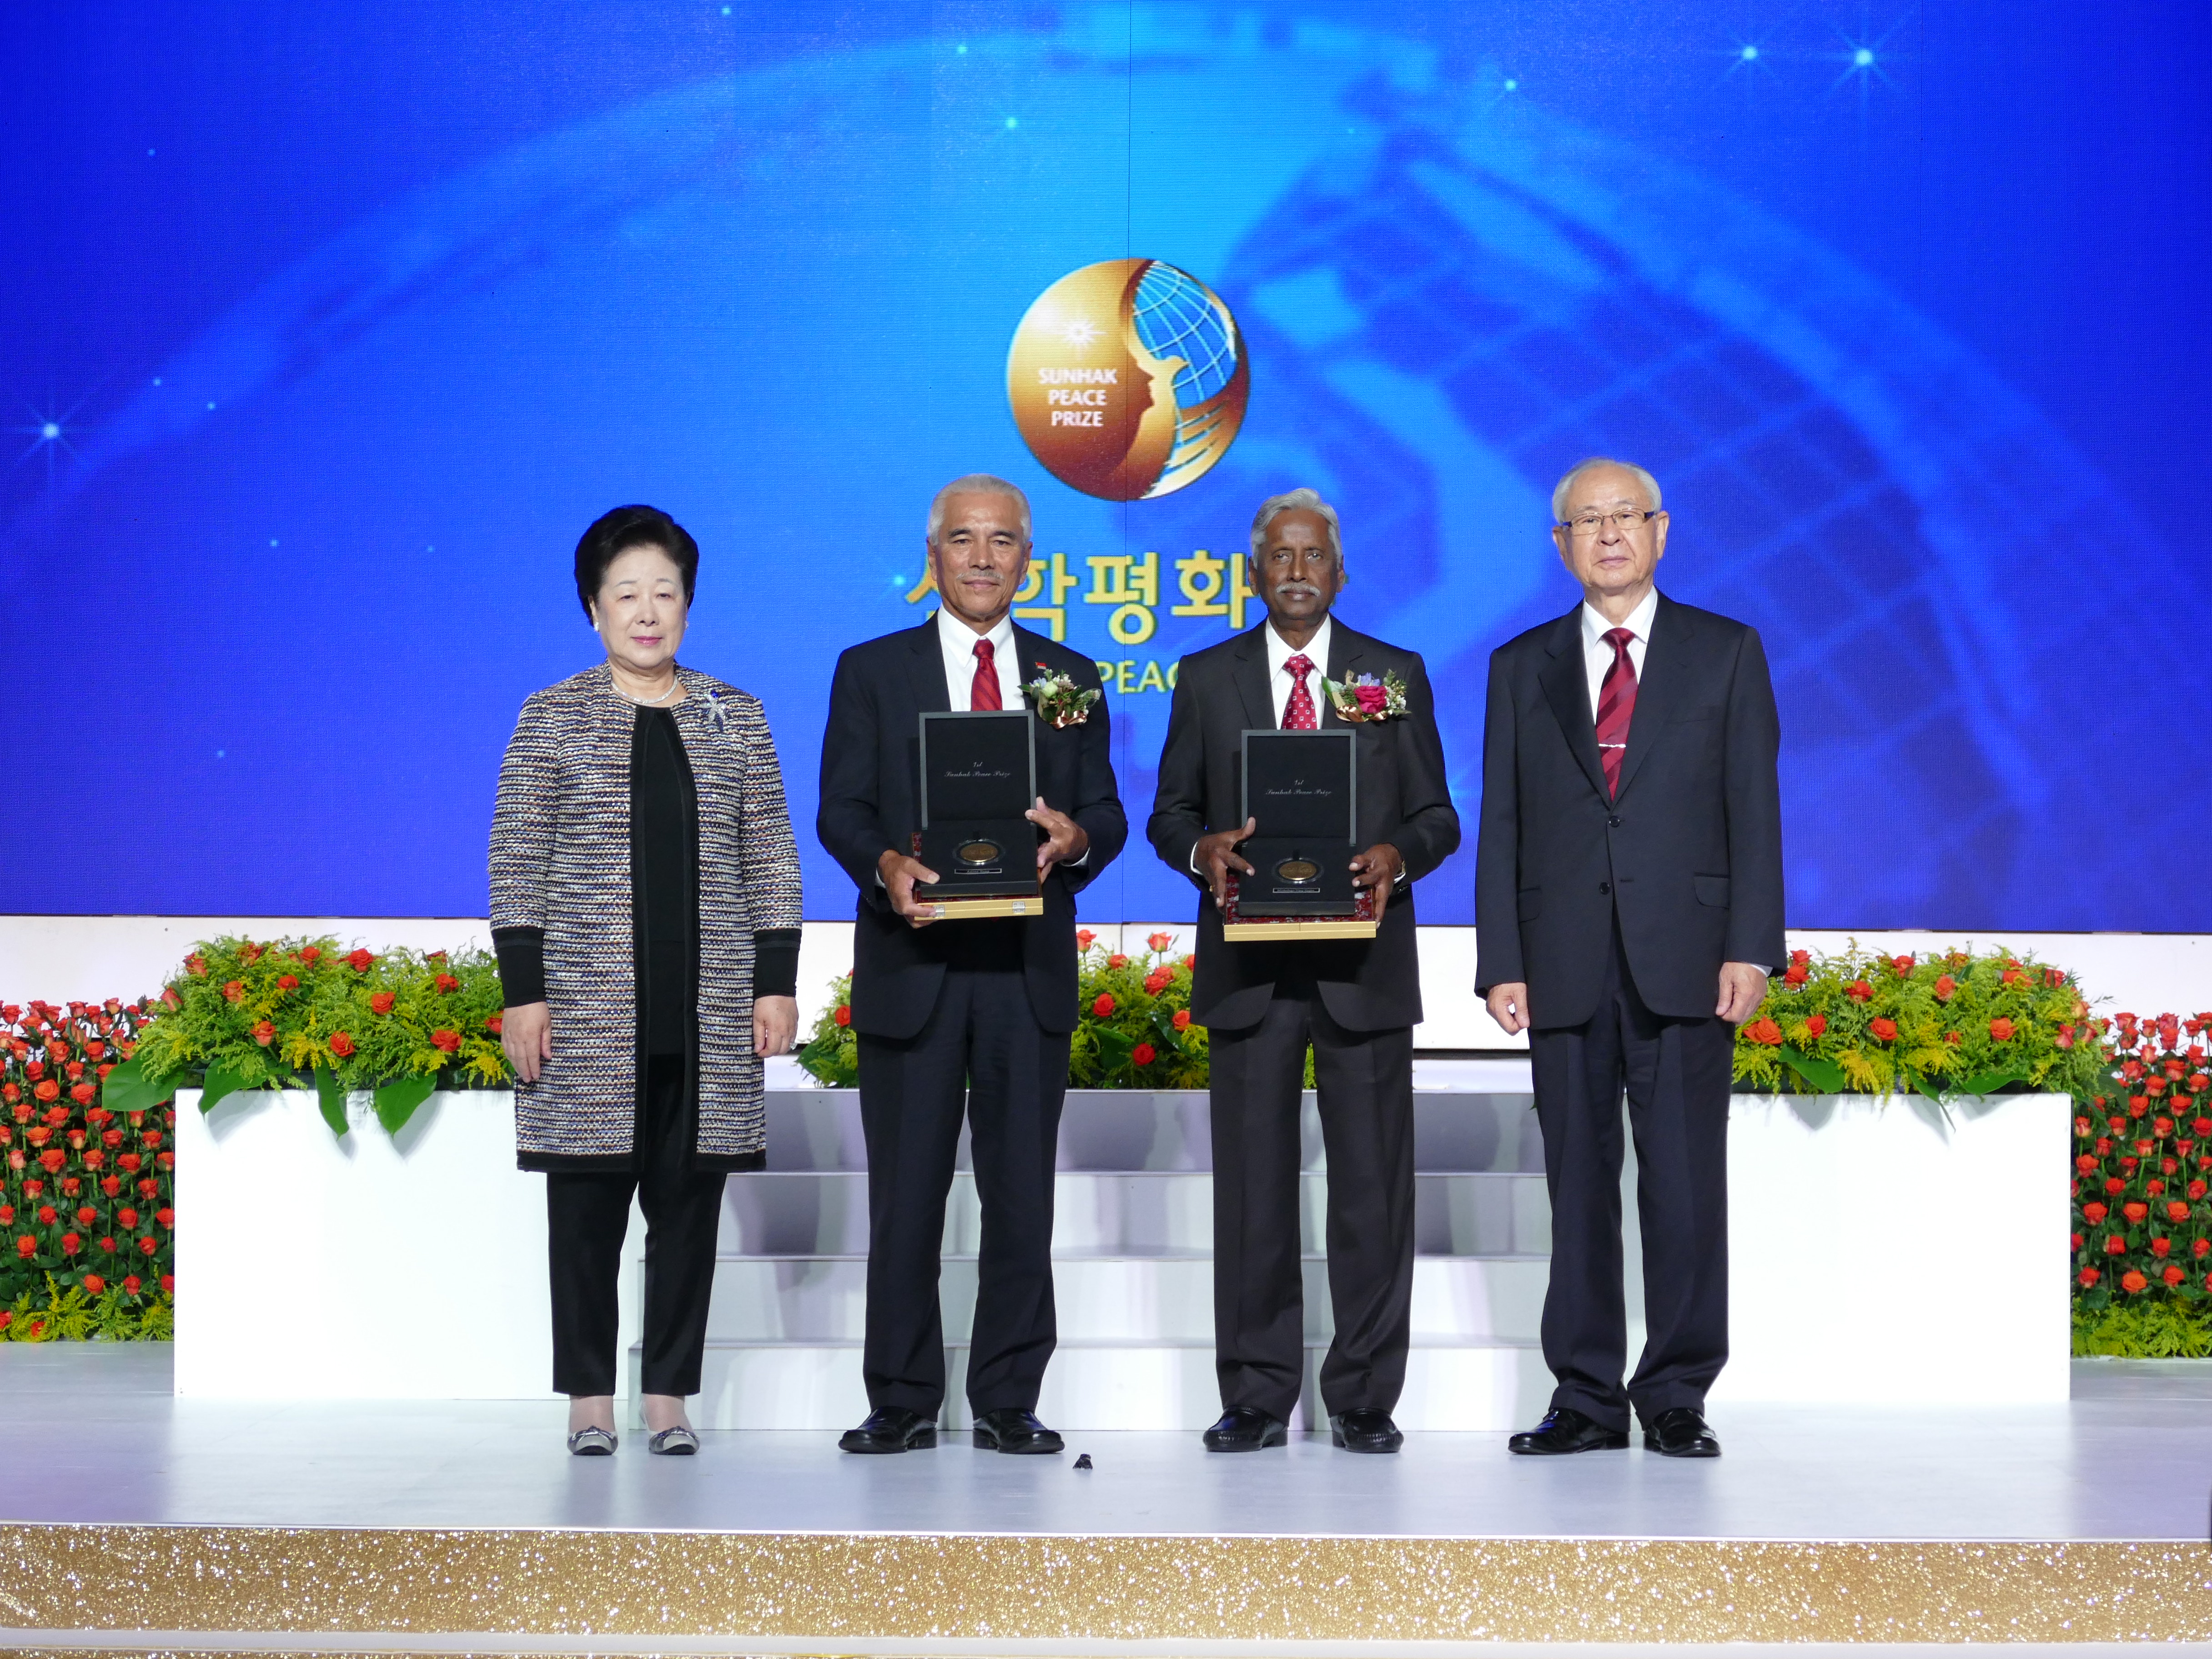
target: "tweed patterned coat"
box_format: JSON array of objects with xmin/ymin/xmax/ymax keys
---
[{"xmin": 488, "ymin": 663, "xmax": 803, "ymax": 1168}]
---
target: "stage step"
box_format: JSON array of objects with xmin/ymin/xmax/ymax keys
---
[{"xmin": 633, "ymin": 1083, "xmax": 1559, "ymax": 1430}]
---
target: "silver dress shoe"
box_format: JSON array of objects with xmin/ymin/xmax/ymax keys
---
[
  {"xmin": 567, "ymin": 1425, "xmax": 618, "ymax": 1456},
  {"xmin": 648, "ymin": 1425, "xmax": 700, "ymax": 1456}
]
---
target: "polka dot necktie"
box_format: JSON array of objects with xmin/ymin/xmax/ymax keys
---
[
  {"xmin": 1282, "ymin": 654, "xmax": 1318, "ymax": 729},
  {"xmin": 1595, "ymin": 627, "xmax": 1637, "ymax": 798},
  {"xmin": 970, "ymin": 639, "xmax": 1002, "ymax": 711}
]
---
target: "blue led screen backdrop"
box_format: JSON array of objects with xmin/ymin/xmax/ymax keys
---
[{"xmin": 2, "ymin": 3, "xmax": 2204, "ymax": 927}]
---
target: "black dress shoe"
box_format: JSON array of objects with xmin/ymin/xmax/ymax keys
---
[
  {"xmin": 1643, "ymin": 1407, "xmax": 1721, "ymax": 1458},
  {"xmin": 1202, "ymin": 1405, "xmax": 1288, "ymax": 1452},
  {"xmin": 838, "ymin": 1406, "xmax": 938, "ymax": 1454},
  {"xmin": 971, "ymin": 1408, "xmax": 1064, "ymax": 1454},
  {"xmin": 1330, "ymin": 1408, "xmax": 1404, "ymax": 1453},
  {"xmin": 1508, "ymin": 1405, "xmax": 1630, "ymax": 1455}
]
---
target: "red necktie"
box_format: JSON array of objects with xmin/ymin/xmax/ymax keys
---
[
  {"xmin": 1595, "ymin": 627, "xmax": 1636, "ymax": 798},
  {"xmin": 1282, "ymin": 654, "xmax": 1318, "ymax": 729},
  {"xmin": 970, "ymin": 638, "xmax": 1002, "ymax": 711}
]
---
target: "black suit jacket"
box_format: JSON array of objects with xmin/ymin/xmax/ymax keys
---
[
  {"xmin": 1148, "ymin": 621, "xmax": 1461, "ymax": 1033},
  {"xmin": 818, "ymin": 618, "xmax": 1126, "ymax": 1040},
  {"xmin": 1473, "ymin": 592, "xmax": 1784, "ymax": 1028}
]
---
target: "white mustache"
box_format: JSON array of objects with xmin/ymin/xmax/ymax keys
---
[{"xmin": 1276, "ymin": 583, "xmax": 1322, "ymax": 598}]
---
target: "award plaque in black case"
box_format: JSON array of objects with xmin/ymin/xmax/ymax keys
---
[
  {"xmin": 913, "ymin": 709, "xmax": 1043, "ymax": 917},
  {"xmin": 1234, "ymin": 728, "xmax": 1360, "ymax": 919}
]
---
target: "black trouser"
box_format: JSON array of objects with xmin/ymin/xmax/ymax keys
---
[
  {"xmin": 855, "ymin": 966, "xmax": 1066, "ymax": 1418},
  {"xmin": 546, "ymin": 1054, "xmax": 724, "ymax": 1398},
  {"xmin": 1528, "ymin": 921, "xmax": 1733, "ymax": 1431},
  {"xmin": 1208, "ymin": 986, "xmax": 1416, "ymax": 1425}
]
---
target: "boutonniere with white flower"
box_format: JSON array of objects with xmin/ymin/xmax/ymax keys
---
[
  {"xmin": 1022, "ymin": 663, "xmax": 1101, "ymax": 728},
  {"xmin": 1322, "ymin": 669, "xmax": 1409, "ymax": 723}
]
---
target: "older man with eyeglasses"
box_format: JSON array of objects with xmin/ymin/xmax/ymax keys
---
[{"xmin": 1474, "ymin": 457, "xmax": 1784, "ymax": 1460}]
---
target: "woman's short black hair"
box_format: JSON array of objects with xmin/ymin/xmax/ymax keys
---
[{"xmin": 574, "ymin": 505, "xmax": 698, "ymax": 618}]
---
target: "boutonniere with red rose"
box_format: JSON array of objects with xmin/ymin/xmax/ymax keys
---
[
  {"xmin": 1022, "ymin": 664, "xmax": 1101, "ymax": 728},
  {"xmin": 1322, "ymin": 669, "xmax": 1408, "ymax": 723}
]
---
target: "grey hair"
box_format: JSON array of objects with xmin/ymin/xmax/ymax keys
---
[
  {"xmin": 926, "ymin": 473, "xmax": 1032, "ymax": 544},
  {"xmin": 1248, "ymin": 487, "xmax": 1344, "ymax": 562},
  {"xmin": 1551, "ymin": 457, "xmax": 1662, "ymax": 523}
]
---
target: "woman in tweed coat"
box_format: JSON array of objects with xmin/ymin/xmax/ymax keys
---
[{"xmin": 490, "ymin": 504, "xmax": 803, "ymax": 1457}]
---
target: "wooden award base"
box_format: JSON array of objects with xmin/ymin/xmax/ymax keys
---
[
  {"xmin": 920, "ymin": 891, "xmax": 1045, "ymax": 920},
  {"xmin": 1219, "ymin": 885, "xmax": 1380, "ymax": 941}
]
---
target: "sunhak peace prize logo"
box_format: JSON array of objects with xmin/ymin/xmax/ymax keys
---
[{"xmin": 1007, "ymin": 259, "xmax": 1249, "ymax": 501}]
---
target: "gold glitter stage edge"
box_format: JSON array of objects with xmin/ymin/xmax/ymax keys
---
[{"xmin": 0, "ymin": 1528, "xmax": 2210, "ymax": 1649}]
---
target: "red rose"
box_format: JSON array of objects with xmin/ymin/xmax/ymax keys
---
[
  {"xmin": 2170, "ymin": 1201, "xmax": 2193, "ymax": 1223},
  {"xmin": 430, "ymin": 1029, "xmax": 461, "ymax": 1053},
  {"xmin": 186, "ymin": 955, "xmax": 208, "ymax": 978},
  {"xmin": 2123, "ymin": 1201, "xmax": 2149, "ymax": 1224},
  {"xmin": 1869, "ymin": 1017, "xmax": 1898, "ymax": 1043},
  {"xmin": 142, "ymin": 1131, "xmax": 161, "ymax": 1149},
  {"xmin": 2156, "ymin": 1116, "xmax": 2176, "ymax": 1137},
  {"xmin": 2165, "ymin": 1265, "xmax": 2187, "ymax": 1287},
  {"xmin": 160, "ymin": 1274, "xmax": 173, "ymax": 1294},
  {"xmin": 223, "ymin": 980, "xmax": 244, "ymax": 1003},
  {"xmin": 102, "ymin": 1129, "xmax": 121, "ymax": 1148},
  {"xmin": 1890, "ymin": 955, "xmax": 1914, "ymax": 975},
  {"xmin": 1107, "ymin": 954, "xmax": 1128, "ymax": 970},
  {"xmin": 74, "ymin": 1206, "xmax": 95, "ymax": 1227},
  {"xmin": 70, "ymin": 1082, "xmax": 94, "ymax": 1105},
  {"xmin": 2139, "ymin": 1141, "xmax": 2156, "ymax": 1157},
  {"xmin": 1782, "ymin": 965, "xmax": 1808, "ymax": 987},
  {"xmin": 2149, "ymin": 1078, "xmax": 2170, "ymax": 1096},
  {"xmin": 1804, "ymin": 1013, "xmax": 1827, "ymax": 1038},
  {"xmin": 85, "ymin": 1039, "xmax": 104, "ymax": 1060},
  {"xmin": 1845, "ymin": 980, "xmax": 1872, "ymax": 1002},
  {"xmin": 2083, "ymin": 1202, "xmax": 2108, "ymax": 1224},
  {"xmin": 299, "ymin": 945, "xmax": 322, "ymax": 965},
  {"xmin": 329, "ymin": 1032, "xmax": 356, "ymax": 1059},
  {"xmin": 137, "ymin": 1178, "xmax": 156, "ymax": 1197},
  {"xmin": 33, "ymin": 1079, "xmax": 58, "ymax": 1103},
  {"xmin": 1144, "ymin": 970, "xmax": 1172, "ymax": 995},
  {"xmin": 156, "ymin": 1151, "xmax": 172, "ymax": 1170},
  {"xmin": 2192, "ymin": 1181, "xmax": 2208, "ymax": 1202},
  {"xmin": 14, "ymin": 1237, "xmax": 33, "ymax": 1258},
  {"xmin": 1132, "ymin": 1043, "xmax": 1156, "ymax": 1066},
  {"xmin": 370, "ymin": 992, "xmax": 396, "ymax": 1016},
  {"xmin": 2152, "ymin": 1237, "xmax": 2173, "ymax": 1257},
  {"xmin": 156, "ymin": 1208, "xmax": 173, "ymax": 1229},
  {"xmin": 1076, "ymin": 929, "xmax": 1096, "ymax": 949},
  {"xmin": 2122, "ymin": 1269, "xmax": 2149, "ymax": 1293},
  {"xmin": 39, "ymin": 1149, "xmax": 63, "ymax": 1174},
  {"xmin": 1181, "ymin": 954, "xmax": 1196, "ymax": 969},
  {"xmin": 161, "ymin": 987, "xmax": 181, "ymax": 1010},
  {"xmin": 2056, "ymin": 1031, "xmax": 2074, "ymax": 1050},
  {"xmin": 1988, "ymin": 1017, "xmax": 2015, "ymax": 1042},
  {"xmin": 60, "ymin": 1232, "xmax": 79, "ymax": 1255},
  {"xmin": 1354, "ymin": 682, "xmax": 1389, "ymax": 714},
  {"xmin": 117, "ymin": 1208, "xmax": 138, "ymax": 1230},
  {"xmin": 832, "ymin": 1005, "xmax": 852, "ymax": 1028},
  {"xmin": 122, "ymin": 1275, "xmax": 141, "ymax": 1295},
  {"xmin": 36, "ymin": 1205, "xmax": 56, "ymax": 1226},
  {"xmin": 483, "ymin": 1015, "xmax": 503, "ymax": 1035},
  {"xmin": 1744, "ymin": 1018, "xmax": 1784, "ymax": 1046},
  {"xmin": 276, "ymin": 975, "xmax": 298, "ymax": 991},
  {"xmin": 2076, "ymin": 1154, "xmax": 2099, "ymax": 1174},
  {"xmin": 1934, "ymin": 974, "xmax": 1956, "ymax": 1001},
  {"xmin": 82, "ymin": 1274, "xmax": 104, "ymax": 1296},
  {"xmin": 347, "ymin": 948, "xmax": 374, "ymax": 972},
  {"xmin": 0, "ymin": 1206, "xmax": 10, "ymax": 1226},
  {"xmin": 98, "ymin": 1237, "xmax": 115, "ymax": 1254},
  {"xmin": 138, "ymin": 1236, "xmax": 157, "ymax": 1255},
  {"xmin": 118, "ymin": 1153, "xmax": 140, "ymax": 1172},
  {"xmin": 435, "ymin": 973, "xmax": 460, "ymax": 994},
  {"xmin": 2197, "ymin": 1239, "xmax": 2211, "ymax": 1259},
  {"xmin": 101, "ymin": 1176, "xmax": 119, "ymax": 1197},
  {"xmin": 2105, "ymin": 1234, "xmax": 2127, "ymax": 1254},
  {"xmin": 238, "ymin": 942, "xmax": 261, "ymax": 963},
  {"xmin": 2079, "ymin": 1266, "xmax": 2101, "ymax": 1287},
  {"xmin": 1092, "ymin": 994, "xmax": 1116, "ymax": 1018},
  {"xmin": 252, "ymin": 1019, "xmax": 275, "ymax": 1046},
  {"xmin": 1146, "ymin": 931, "xmax": 1174, "ymax": 952},
  {"xmin": 1171, "ymin": 1010, "xmax": 1191, "ymax": 1031},
  {"xmin": 2001, "ymin": 966, "xmax": 2022, "ymax": 986}
]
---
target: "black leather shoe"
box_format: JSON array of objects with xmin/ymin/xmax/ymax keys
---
[
  {"xmin": 1202, "ymin": 1405, "xmax": 1289, "ymax": 1452},
  {"xmin": 1330, "ymin": 1408, "xmax": 1404, "ymax": 1453},
  {"xmin": 971, "ymin": 1408, "xmax": 1064, "ymax": 1454},
  {"xmin": 838, "ymin": 1406, "xmax": 937, "ymax": 1454},
  {"xmin": 1642, "ymin": 1407, "xmax": 1721, "ymax": 1458},
  {"xmin": 1508, "ymin": 1405, "xmax": 1630, "ymax": 1455}
]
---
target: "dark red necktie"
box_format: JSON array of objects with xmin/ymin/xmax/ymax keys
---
[
  {"xmin": 970, "ymin": 638, "xmax": 1002, "ymax": 711},
  {"xmin": 1595, "ymin": 627, "xmax": 1636, "ymax": 798},
  {"xmin": 1282, "ymin": 654, "xmax": 1317, "ymax": 729}
]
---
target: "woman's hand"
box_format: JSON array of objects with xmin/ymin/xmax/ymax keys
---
[
  {"xmin": 502, "ymin": 1001, "xmax": 553, "ymax": 1083},
  {"xmin": 754, "ymin": 995, "xmax": 799, "ymax": 1057}
]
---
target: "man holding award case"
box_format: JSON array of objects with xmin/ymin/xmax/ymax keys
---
[
  {"xmin": 1149, "ymin": 488, "xmax": 1460, "ymax": 1455},
  {"xmin": 818, "ymin": 474, "xmax": 1125, "ymax": 1457}
]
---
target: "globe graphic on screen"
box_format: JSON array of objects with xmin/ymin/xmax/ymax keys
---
[{"xmin": 35, "ymin": 7, "xmax": 2190, "ymax": 923}]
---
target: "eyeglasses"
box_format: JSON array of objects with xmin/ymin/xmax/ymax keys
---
[{"xmin": 1558, "ymin": 509, "xmax": 1659, "ymax": 538}]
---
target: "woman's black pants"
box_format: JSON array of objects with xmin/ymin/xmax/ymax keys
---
[{"xmin": 545, "ymin": 1054, "xmax": 724, "ymax": 1398}]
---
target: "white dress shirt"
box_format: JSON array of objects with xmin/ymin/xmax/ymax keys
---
[
  {"xmin": 936, "ymin": 607, "xmax": 1024, "ymax": 711},
  {"xmin": 1579, "ymin": 585, "xmax": 1658, "ymax": 719},
  {"xmin": 1265, "ymin": 615, "xmax": 1334, "ymax": 727}
]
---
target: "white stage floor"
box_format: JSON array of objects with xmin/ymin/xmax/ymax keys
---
[{"xmin": 3, "ymin": 1344, "xmax": 2206, "ymax": 1543}]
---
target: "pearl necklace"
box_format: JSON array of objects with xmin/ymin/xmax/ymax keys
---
[{"xmin": 613, "ymin": 673, "xmax": 683, "ymax": 708}]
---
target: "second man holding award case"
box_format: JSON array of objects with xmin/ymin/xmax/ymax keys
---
[
  {"xmin": 1150, "ymin": 488, "xmax": 1460, "ymax": 1455},
  {"xmin": 818, "ymin": 474, "xmax": 1125, "ymax": 1456}
]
